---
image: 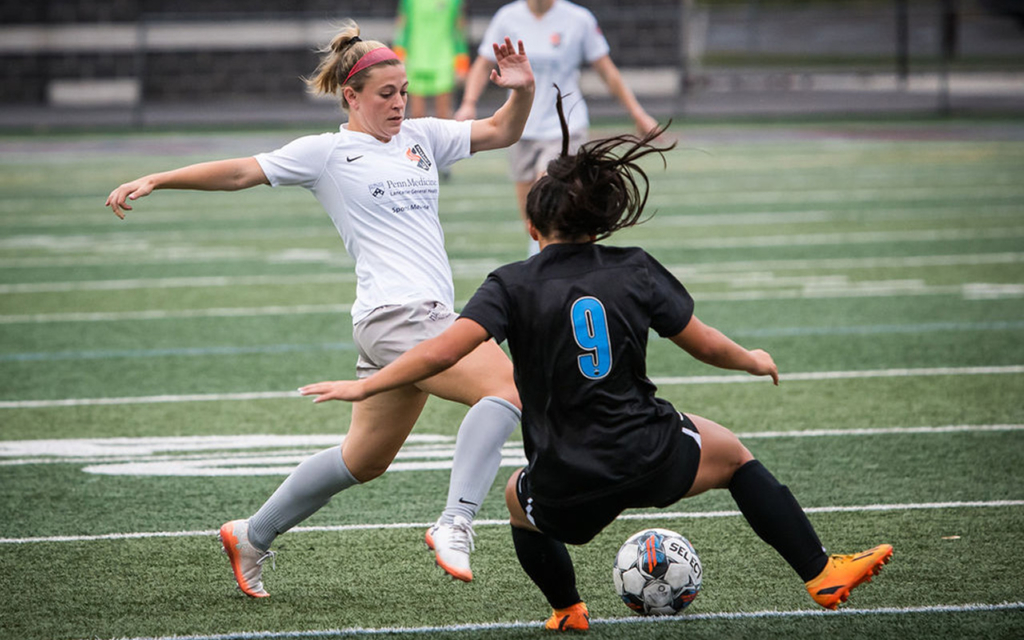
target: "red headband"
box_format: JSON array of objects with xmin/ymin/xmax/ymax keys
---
[{"xmin": 344, "ymin": 47, "xmax": 400, "ymax": 85}]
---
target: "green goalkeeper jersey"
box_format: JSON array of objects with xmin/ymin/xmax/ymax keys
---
[{"xmin": 395, "ymin": 0, "xmax": 469, "ymax": 96}]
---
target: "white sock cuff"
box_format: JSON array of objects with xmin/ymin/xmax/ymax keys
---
[{"xmin": 479, "ymin": 395, "xmax": 521, "ymax": 420}]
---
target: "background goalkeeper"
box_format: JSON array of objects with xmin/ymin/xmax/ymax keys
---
[{"xmin": 394, "ymin": 0, "xmax": 470, "ymax": 121}]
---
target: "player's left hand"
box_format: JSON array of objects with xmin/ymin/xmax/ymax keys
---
[
  {"xmin": 490, "ymin": 37, "xmax": 534, "ymax": 92},
  {"xmin": 298, "ymin": 380, "xmax": 368, "ymax": 403}
]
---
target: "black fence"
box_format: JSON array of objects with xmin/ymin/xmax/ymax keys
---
[{"xmin": 1, "ymin": 1, "xmax": 1022, "ymax": 127}]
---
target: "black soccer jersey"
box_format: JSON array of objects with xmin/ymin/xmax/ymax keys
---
[{"xmin": 459, "ymin": 243, "xmax": 695, "ymax": 505}]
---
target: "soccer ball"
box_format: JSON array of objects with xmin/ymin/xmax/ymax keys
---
[{"xmin": 612, "ymin": 528, "xmax": 702, "ymax": 615}]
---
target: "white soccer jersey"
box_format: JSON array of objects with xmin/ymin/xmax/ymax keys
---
[
  {"xmin": 255, "ymin": 117, "xmax": 473, "ymax": 323},
  {"xmin": 479, "ymin": 0, "xmax": 610, "ymax": 140}
]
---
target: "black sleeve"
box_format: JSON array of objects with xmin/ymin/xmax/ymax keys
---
[
  {"xmin": 458, "ymin": 273, "xmax": 511, "ymax": 344},
  {"xmin": 644, "ymin": 251, "xmax": 695, "ymax": 338}
]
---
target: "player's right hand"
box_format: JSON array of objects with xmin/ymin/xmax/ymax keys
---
[{"xmin": 105, "ymin": 177, "xmax": 154, "ymax": 219}]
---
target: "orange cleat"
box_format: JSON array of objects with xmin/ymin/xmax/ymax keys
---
[
  {"xmin": 545, "ymin": 601, "xmax": 590, "ymax": 631},
  {"xmin": 425, "ymin": 520, "xmax": 437, "ymax": 550},
  {"xmin": 805, "ymin": 544, "xmax": 893, "ymax": 610},
  {"xmin": 219, "ymin": 519, "xmax": 274, "ymax": 598}
]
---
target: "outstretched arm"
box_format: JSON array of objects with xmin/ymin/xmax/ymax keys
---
[
  {"xmin": 591, "ymin": 55, "xmax": 660, "ymax": 137},
  {"xmin": 300, "ymin": 317, "xmax": 492, "ymax": 403},
  {"xmin": 670, "ymin": 315, "xmax": 779, "ymax": 384},
  {"xmin": 105, "ymin": 157, "xmax": 269, "ymax": 219},
  {"xmin": 469, "ymin": 38, "xmax": 535, "ymax": 153}
]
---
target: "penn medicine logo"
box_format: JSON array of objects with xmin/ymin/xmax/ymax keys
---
[
  {"xmin": 405, "ymin": 144, "xmax": 432, "ymax": 171},
  {"xmin": 368, "ymin": 182, "xmax": 386, "ymax": 199}
]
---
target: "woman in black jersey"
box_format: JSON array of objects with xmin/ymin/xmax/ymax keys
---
[{"xmin": 300, "ymin": 99, "xmax": 892, "ymax": 631}]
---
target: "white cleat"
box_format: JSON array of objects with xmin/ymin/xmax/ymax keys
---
[
  {"xmin": 218, "ymin": 519, "xmax": 275, "ymax": 598},
  {"xmin": 425, "ymin": 516, "xmax": 475, "ymax": 582}
]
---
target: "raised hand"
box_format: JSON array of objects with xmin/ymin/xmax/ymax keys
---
[{"xmin": 489, "ymin": 37, "xmax": 533, "ymax": 91}]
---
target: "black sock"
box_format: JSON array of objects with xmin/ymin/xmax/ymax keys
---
[
  {"xmin": 511, "ymin": 526, "xmax": 581, "ymax": 609},
  {"xmin": 729, "ymin": 459, "xmax": 829, "ymax": 582}
]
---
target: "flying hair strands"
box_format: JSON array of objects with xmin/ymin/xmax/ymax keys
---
[{"xmin": 528, "ymin": 87, "xmax": 676, "ymax": 241}]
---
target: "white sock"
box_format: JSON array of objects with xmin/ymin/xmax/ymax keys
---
[
  {"xmin": 441, "ymin": 396, "xmax": 521, "ymax": 523},
  {"xmin": 247, "ymin": 446, "xmax": 359, "ymax": 550}
]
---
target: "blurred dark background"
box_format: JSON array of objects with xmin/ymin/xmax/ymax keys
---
[{"xmin": 1, "ymin": 0, "xmax": 1022, "ymax": 128}]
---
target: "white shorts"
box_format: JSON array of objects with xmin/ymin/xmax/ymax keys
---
[
  {"xmin": 352, "ymin": 300, "xmax": 455, "ymax": 378},
  {"xmin": 509, "ymin": 130, "xmax": 589, "ymax": 183}
]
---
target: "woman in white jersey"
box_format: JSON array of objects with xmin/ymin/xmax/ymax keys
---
[
  {"xmin": 454, "ymin": 0, "xmax": 660, "ymax": 255},
  {"xmin": 105, "ymin": 21, "xmax": 534, "ymax": 597}
]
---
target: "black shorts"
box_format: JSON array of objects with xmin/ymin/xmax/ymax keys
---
[{"xmin": 516, "ymin": 413, "xmax": 703, "ymax": 545}]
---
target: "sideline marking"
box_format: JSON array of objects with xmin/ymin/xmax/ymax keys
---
[
  {"xmin": 1, "ymin": 251, "xmax": 1019, "ymax": 325},
  {"xmin": 0, "ymin": 248, "xmax": 1017, "ymax": 283},
  {"xmin": 6, "ymin": 320, "xmax": 1023, "ymax": 363},
  {"xmin": 5, "ymin": 500, "xmax": 1022, "ymax": 545},
  {"xmin": 0, "ymin": 303, "xmax": 352, "ymax": 324},
  {"xmin": 2, "ymin": 424, "xmax": 1018, "ymax": 475},
  {"xmin": 653, "ymin": 364, "xmax": 1024, "ymax": 385},
  {"xmin": 0, "ymin": 341, "xmax": 357, "ymax": 363},
  {"xmin": 645, "ymin": 226, "xmax": 1024, "ymax": 249},
  {"xmin": 0, "ymin": 272, "xmax": 356, "ymax": 294},
  {"xmin": 3, "ymin": 280, "xmax": 1021, "ymax": 325},
  {"xmin": 2, "ymin": 365, "xmax": 1022, "ymax": 409},
  {"xmin": 3, "ymin": 424, "xmax": 1018, "ymax": 459},
  {"xmin": 76, "ymin": 601, "xmax": 1024, "ymax": 639}
]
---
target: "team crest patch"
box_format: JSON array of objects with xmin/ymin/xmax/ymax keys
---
[
  {"xmin": 405, "ymin": 144, "xmax": 432, "ymax": 171},
  {"xmin": 550, "ymin": 32, "xmax": 562, "ymax": 48},
  {"xmin": 368, "ymin": 182, "xmax": 386, "ymax": 199}
]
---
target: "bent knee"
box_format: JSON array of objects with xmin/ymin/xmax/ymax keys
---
[
  {"xmin": 465, "ymin": 387, "xmax": 520, "ymax": 411},
  {"xmin": 505, "ymin": 469, "xmax": 534, "ymax": 529},
  {"xmin": 504, "ymin": 470, "xmax": 521, "ymax": 511},
  {"xmin": 720, "ymin": 432, "xmax": 754, "ymax": 476},
  {"xmin": 344, "ymin": 459, "xmax": 389, "ymax": 483},
  {"xmin": 484, "ymin": 391, "xmax": 522, "ymax": 413}
]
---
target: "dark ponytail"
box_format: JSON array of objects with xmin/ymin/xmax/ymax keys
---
[{"xmin": 527, "ymin": 87, "xmax": 675, "ymax": 241}]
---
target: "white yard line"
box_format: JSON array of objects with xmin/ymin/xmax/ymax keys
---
[
  {"xmin": 0, "ymin": 391, "xmax": 299, "ymax": 409},
  {"xmin": 0, "ymin": 425, "xmax": 1017, "ymax": 475},
  {"xmin": 3, "ymin": 499, "xmax": 1022, "ymax": 545},
  {"xmin": 3, "ymin": 278, "xmax": 1023, "ymax": 327},
  {"xmin": 643, "ymin": 184, "xmax": 1024, "ymax": 206},
  {"xmin": 652, "ymin": 365, "xmax": 1024, "ymax": 385},
  {"xmin": 662, "ymin": 251, "xmax": 1024, "ymax": 274},
  {"xmin": 0, "ymin": 341, "xmax": 357, "ymax": 363},
  {"xmin": 2, "ymin": 200, "xmax": 1018, "ymax": 235},
  {"xmin": 5, "ymin": 320, "xmax": 1022, "ymax": 363},
  {"xmin": 640, "ymin": 226, "xmax": 1024, "ymax": 250},
  {"xmin": 86, "ymin": 601, "xmax": 1024, "ymax": 639},
  {"xmin": 2, "ymin": 365, "xmax": 1022, "ymax": 409},
  {"xmin": 0, "ymin": 304, "xmax": 352, "ymax": 324},
  {"xmin": 0, "ymin": 250, "xmax": 1018, "ymax": 299},
  {"xmin": 0, "ymin": 272, "xmax": 357, "ymax": 294}
]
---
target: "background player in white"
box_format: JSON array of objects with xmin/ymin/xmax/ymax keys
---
[
  {"xmin": 105, "ymin": 21, "xmax": 534, "ymax": 596},
  {"xmin": 454, "ymin": 0, "xmax": 660, "ymax": 255}
]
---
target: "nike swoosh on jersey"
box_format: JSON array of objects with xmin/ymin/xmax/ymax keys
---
[{"xmin": 346, "ymin": 155, "xmax": 363, "ymax": 162}]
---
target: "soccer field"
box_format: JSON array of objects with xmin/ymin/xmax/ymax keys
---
[{"xmin": 1, "ymin": 117, "xmax": 1023, "ymax": 639}]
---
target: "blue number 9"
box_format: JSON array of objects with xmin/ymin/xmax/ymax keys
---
[{"xmin": 571, "ymin": 296, "xmax": 612, "ymax": 379}]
